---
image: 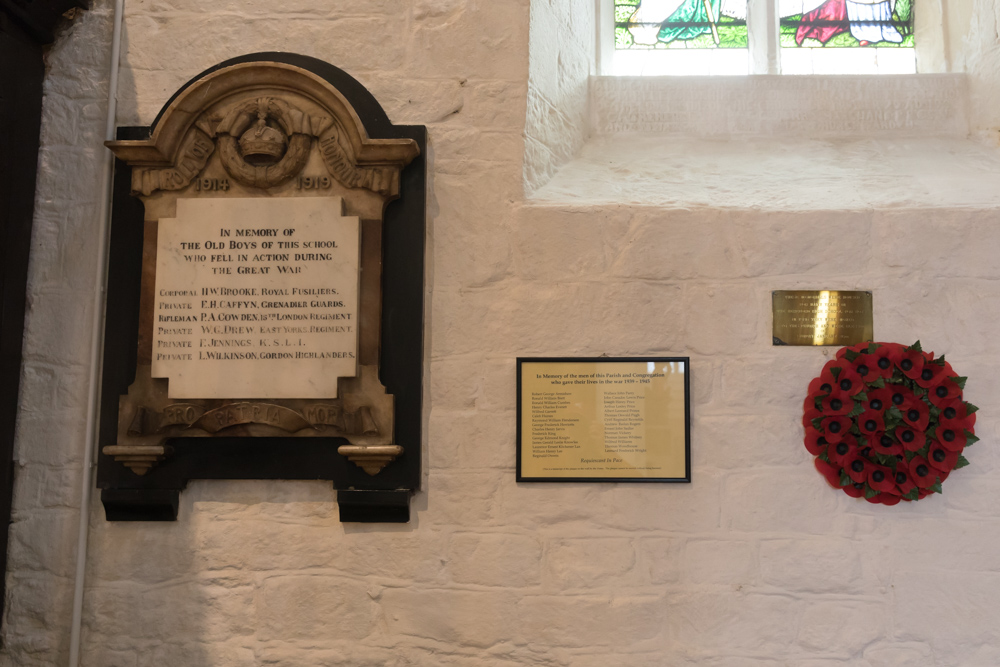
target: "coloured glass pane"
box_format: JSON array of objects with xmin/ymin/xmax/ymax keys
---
[
  {"xmin": 616, "ymin": 0, "xmax": 749, "ymax": 49},
  {"xmin": 779, "ymin": 0, "xmax": 913, "ymax": 48}
]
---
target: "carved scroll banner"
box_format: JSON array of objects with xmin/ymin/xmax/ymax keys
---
[{"xmin": 98, "ymin": 55, "xmax": 426, "ymax": 523}]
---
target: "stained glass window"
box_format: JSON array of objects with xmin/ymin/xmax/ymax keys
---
[
  {"xmin": 779, "ymin": 0, "xmax": 915, "ymax": 73},
  {"xmin": 614, "ymin": 0, "xmax": 749, "ymax": 74},
  {"xmin": 609, "ymin": 0, "xmax": 915, "ymax": 75},
  {"xmin": 615, "ymin": 0, "xmax": 749, "ymax": 50}
]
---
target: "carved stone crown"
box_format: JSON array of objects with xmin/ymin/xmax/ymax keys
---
[
  {"xmin": 105, "ymin": 61, "xmax": 420, "ymax": 197},
  {"xmin": 239, "ymin": 111, "xmax": 287, "ymax": 162}
]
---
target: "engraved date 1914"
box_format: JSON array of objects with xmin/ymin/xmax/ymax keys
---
[{"xmin": 194, "ymin": 177, "xmax": 230, "ymax": 191}]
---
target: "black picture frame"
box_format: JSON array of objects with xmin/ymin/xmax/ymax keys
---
[{"xmin": 516, "ymin": 357, "xmax": 691, "ymax": 483}]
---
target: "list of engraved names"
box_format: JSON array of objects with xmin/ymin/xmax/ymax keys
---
[
  {"xmin": 519, "ymin": 360, "xmax": 688, "ymax": 480},
  {"xmin": 153, "ymin": 197, "xmax": 359, "ymax": 399}
]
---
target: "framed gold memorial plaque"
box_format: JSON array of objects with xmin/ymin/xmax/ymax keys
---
[
  {"xmin": 97, "ymin": 54, "xmax": 426, "ymax": 522},
  {"xmin": 517, "ymin": 358, "xmax": 690, "ymax": 483}
]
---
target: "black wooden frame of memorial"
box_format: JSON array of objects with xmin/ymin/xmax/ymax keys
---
[{"xmin": 97, "ymin": 53, "xmax": 426, "ymax": 523}]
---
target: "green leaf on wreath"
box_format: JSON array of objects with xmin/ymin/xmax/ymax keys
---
[
  {"xmin": 830, "ymin": 366, "xmax": 842, "ymax": 379},
  {"xmin": 955, "ymin": 454, "xmax": 971, "ymax": 469},
  {"xmin": 849, "ymin": 424, "xmax": 861, "ymax": 436},
  {"xmin": 903, "ymin": 488, "xmax": 920, "ymax": 501},
  {"xmin": 929, "ymin": 405, "xmax": 941, "ymax": 418},
  {"xmin": 876, "ymin": 453, "xmax": 895, "ymax": 467},
  {"xmin": 819, "ymin": 451, "xmax": 830, "ymax": 462},
  {"xmin": 864, "ymin": 486, "xmax": 879, "ymax": 499},
  {"xmin": 855, "ymin": 391, "xmax": 868, "ymax": 402},
  {"xmin": 844, "ymin": 349, "xmax": 860, "ymax": 362},
  {"xmin": 930, "ymin": 481, "xmax": 943, "ymax": 494},
  {"xmin": 966, "ymin": 403, "xmax": 979, "ymax": 415},
  {"xmin": 812, "ymin": 417, "xmax": 824, "ymax": 430},
  {"xmin": 931, "ymin": 355, "xmax": 946, "ymax": 367},
  {"xmin": 904, "ymin": 451, "xmax": 915, "ymax": 462},
  {"xmin": 848, "ymin": 402, "xmax": 864, "ymax": 418},
  {"xmin": 915, "ymin": 444, "xmax": 930, "ymax": 458},
  {"xmin": 867, "ymin": 343, "xmax": 879, "ymax": 354},
  {"xmin": 868, "ymin": 377, "xmax": 886, "ymax": 389},
  {"xmin": 954, "ymin": 376, "xmax": 968, "ymax": 390},
  {"xmin": 965, "ymin": 430, "xmax": 980, "ymax": 445},
  {"xmin": 908, "ymin": 340, "xmax": 923, "ymax": 352},
  {"xmin": 839, "ymin": 471, "xmax": 852, "ymax": 486},
  {"xmin": 926, "ymin": 426, "xmax": 936, "ymax": 439},
  {"xmin": 814, "ymin": 397, "xmax": 823, "ymax": 410},
  {"xmin": 913, "ymin": 385, "xmax": 927, "ymax": 397}
]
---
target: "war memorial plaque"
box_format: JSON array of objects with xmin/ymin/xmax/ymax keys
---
[
  {"xmin": 516, "ymin": 358, "xmax": 690, "ymax": 483},
  {"xmin": 97, "ymin": 55, "xmax": 426, "ymax": 522},
  {"xmin": 772, "ymin": 290, "xmax": 874, "ymax": 346},
  {"xmin": 153, "ymin": 197, "xmax": 359, "ymax": 399}
]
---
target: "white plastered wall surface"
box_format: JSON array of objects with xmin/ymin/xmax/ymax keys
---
[{"xmin": 7, "ymin": 0, "xmax": 1000, "ymax": 665}]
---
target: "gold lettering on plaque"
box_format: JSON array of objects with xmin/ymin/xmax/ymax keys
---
[{"xmin": 772, "ymin": 290, "xmax": 874, "ymax": 346}]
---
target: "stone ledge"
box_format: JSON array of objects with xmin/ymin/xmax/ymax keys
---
[
  {"xmin": 591, "ymin": 74, "xmax": 969, "ymax": 138},
  {"xmin": 528, "ymin": 134, "xmax": 1000, "ymax": 210}
]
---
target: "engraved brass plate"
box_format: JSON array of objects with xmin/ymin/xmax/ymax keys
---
[{"xmin": 772, "ymin": 290, "xmax": 873, "ymax": 346}]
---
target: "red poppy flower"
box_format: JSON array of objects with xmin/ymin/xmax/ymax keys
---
[
  {"xmin": 884, "ymin": 342, "xmax": 906, "ymax": 366},
  {"xmin": 802, "ymin": 408, "xmax": 823, "ymax": 428},
  {"xmin": 820, "ymin": 415, "xmax": 852, "ymax": 444},
  {"xmin": 844, "ymin": 453, "xmax": 868, "ymax": 484},
  {"xmin": 807, "ymin": 377, "xmax": 832, "ymax": 399},
  {"xmin": 848, "ymin": 354, "xmax": 877, "ymax": 382},
  {"xmin": 870, "ymin": 432, "xmax": 903, "ymax": 456},
  {"xmin": 834, "ymin": 365, "xmax": 865, "ymax": 396},
  {"xmin": 866, "ymin": 345, "xmax": 896, "ymax": 380},
  {"xmin": 917, "ymin": 489, "xmax": 932, "ymax": 500},
  {"xmin": 927, "ymin": 443, "xmax": 959, "ymax": 473},
  {"xmin": 857, "ymin": 409, "xmax": 885, "ymax": 436},
  {"xmin": 820, "ymin": 389, "xmax": 854, "ymax": 416},
  {"xmin": 827, "ymin": 438, "xmax": 857, "ymax": 468},
  {"xmin": 898, "ymin": 348, "xmax": 925, "ymax": 380},
  {"xmin": 899, "ymin": 399, "xmax": 929, "ymax": 431},
  {"xmin": 814, "ymin": 458, "xmax": 843, "ymax": 488},
  {"xmin": 892, "ymin": 467, "xmax": 917, "ymax": 496},
  {"xmin": 928, "ymin": 377, "xmax": 962, "ymax": 408},
  {"xmin": 935, "ymin": 426, "xmax": 968, "ymax": 452},
  {"xmin": 836, "ymin": 342, "xmax": 871, "ymax": 360},
  {"xmin": 864, "ymin": 386, "xmax": 893, "ymax": 413},
  {"xmin": 909, "ymin": 456, "xmax": 936, "ymax": 488},
  {"xmin": 841, "ymin": 483, "xmax": 864, "ymax": 498},
  {"xmin": 804, "ymin": 428, "xmax": 830, "ymax": 456},
  {"xmin": 938, "ymin": 401, "xmax": 976, "ymax": 432},
  {"xmin": 887, "ymin": 385, "xmax": 917, "ymax": 414},
  {"xmin": 810, "ymin": 371, "xmax": 837, "ymax": 398},
  {"xmin": 867, "ymin": 464, "xmax": 896, "ymax": 493},
  {"xmin": 877, "ymin": 493, "xmax": 902, "ymax": 505},
  {"xmin": 894, "ymin": 426, "xmax": 924, "ymax": 452},
  {"xmin": 914, "ymin": 360, "xmax": 948, "ymax": 389}
]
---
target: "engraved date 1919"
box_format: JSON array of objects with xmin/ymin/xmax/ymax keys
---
[{"xmin": 297, "ymin": 175, "xmax": 332, "ymax": 190}]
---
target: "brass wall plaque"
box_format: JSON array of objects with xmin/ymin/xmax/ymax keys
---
[{"xmin": 772, "ymin": 290, "xmax": 873, "ymax": 346}]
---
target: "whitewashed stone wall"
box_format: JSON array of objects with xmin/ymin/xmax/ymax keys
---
[
  {"xmin": 7, "ymin": 0, "xmax": 1000, "ymax": 665},
  {"xmin": 524, "ymin": 0, "xmax": 594, "ymax": 194}
]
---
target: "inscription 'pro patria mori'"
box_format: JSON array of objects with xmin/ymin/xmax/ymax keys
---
[{"xmin": 152, "ymin": 196, "xmax": 359, "ymax": 399}]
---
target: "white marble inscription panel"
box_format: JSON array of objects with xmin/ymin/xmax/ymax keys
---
[{"xmin": 152, "ymin": 197, "xmax": 359, "ymax": 399}]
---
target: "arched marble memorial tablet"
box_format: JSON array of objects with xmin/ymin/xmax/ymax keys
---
[{"xmin": 98, "ymin": 54, "xmax": 426, "ymax": 522}]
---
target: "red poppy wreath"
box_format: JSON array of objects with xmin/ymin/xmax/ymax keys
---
[{"xmin": 803, "ymin": 341, "xmax": 979, "ymax": 505}]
